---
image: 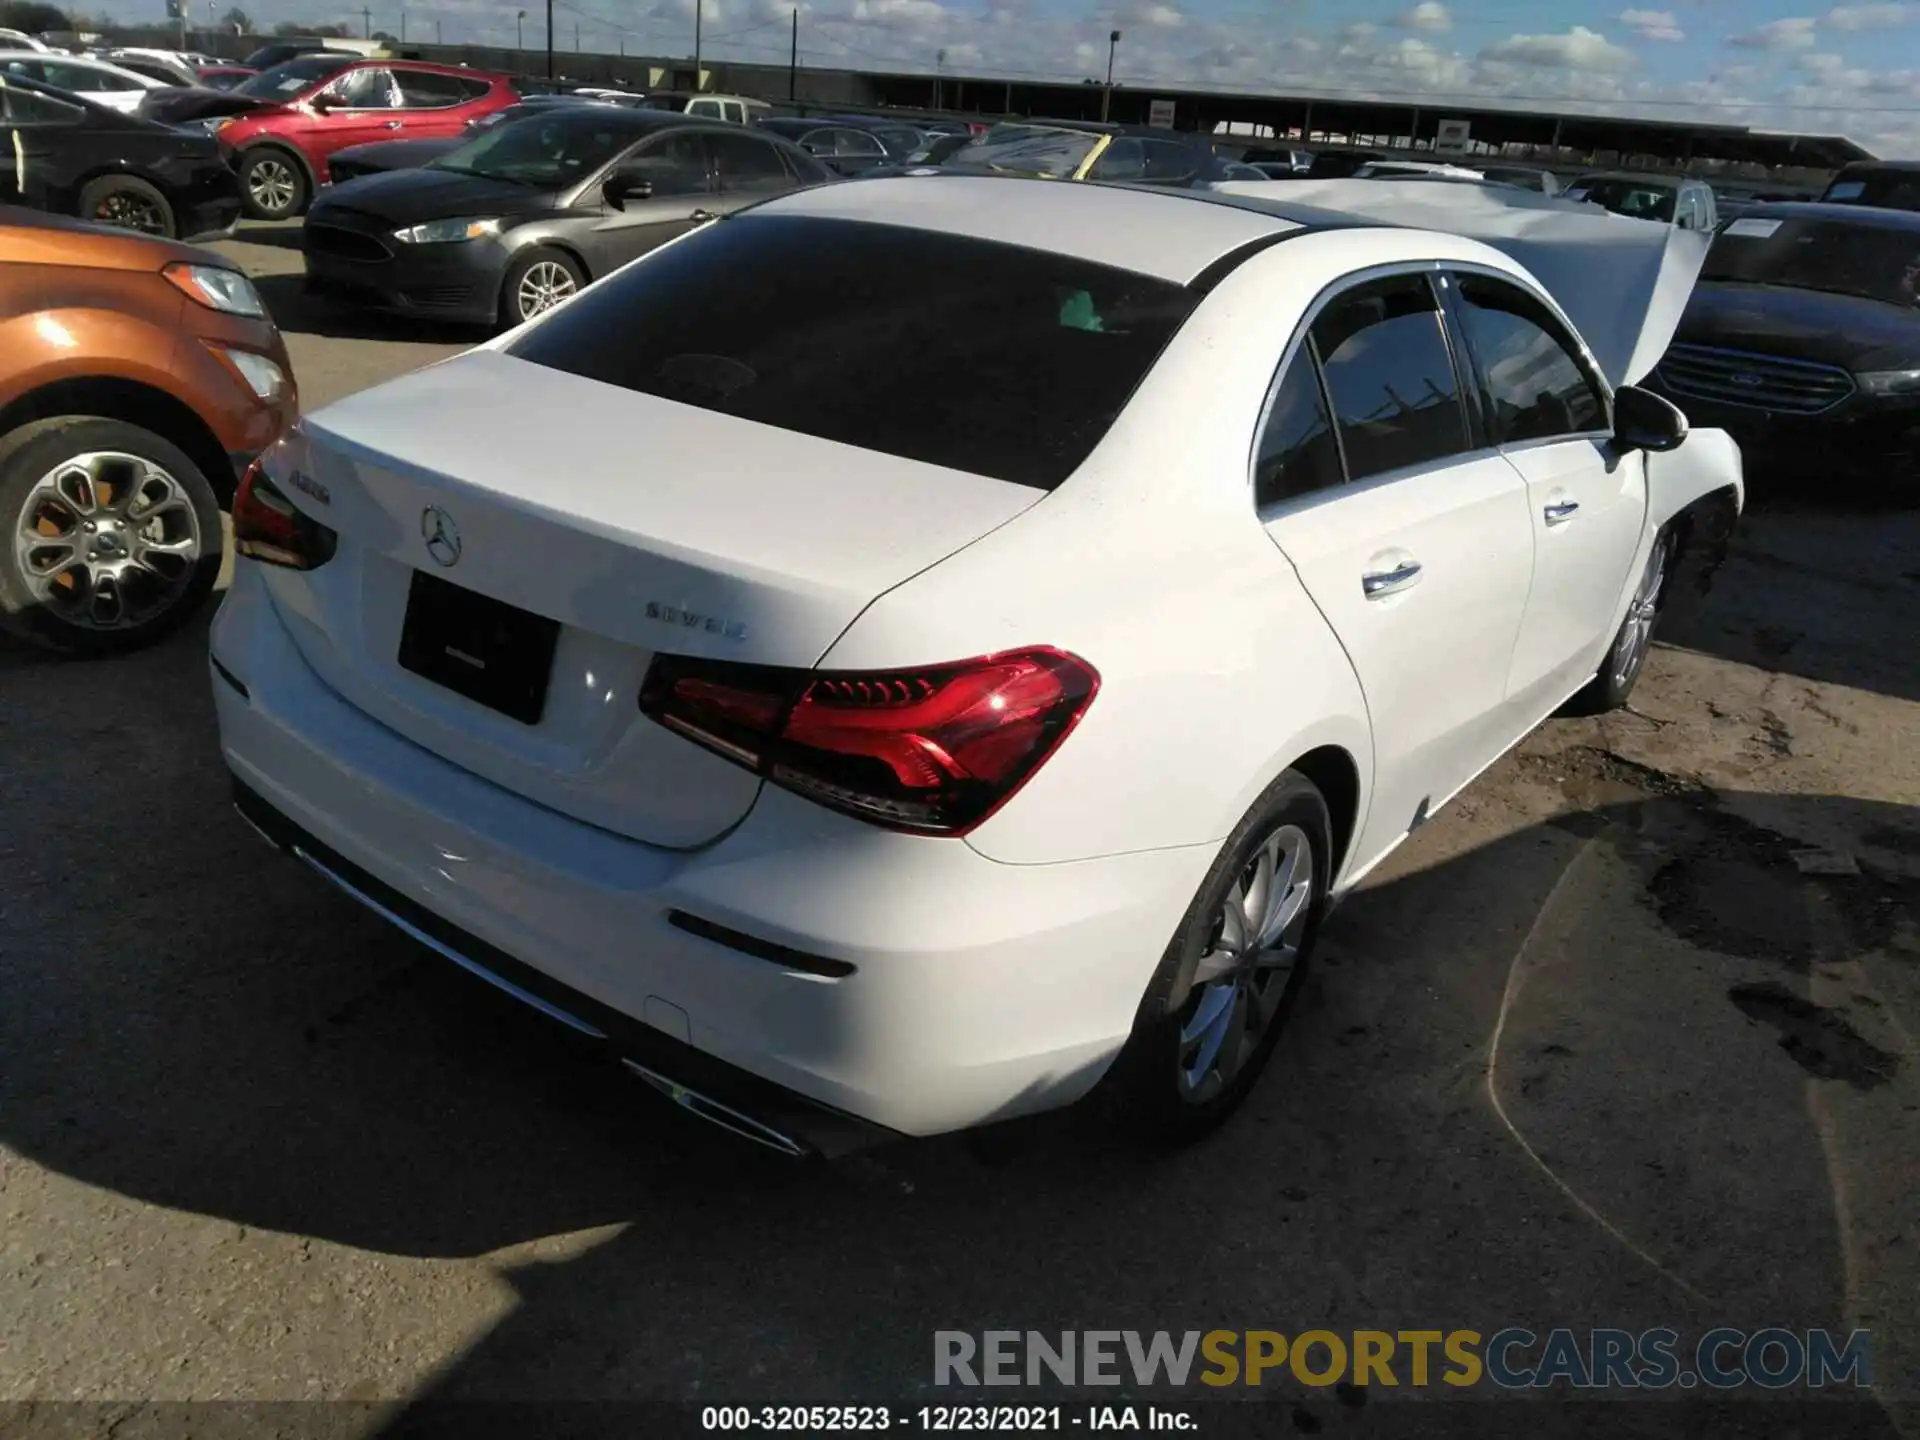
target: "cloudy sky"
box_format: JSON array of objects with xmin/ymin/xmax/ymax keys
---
[{"xmin": 114, "ymin": 0, "xmax": 1920, "ymax": 151}]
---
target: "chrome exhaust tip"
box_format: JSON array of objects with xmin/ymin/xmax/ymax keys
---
[{"xmin": 622, "ymin": 1059, "xmax": 809, "ymax": 1158}]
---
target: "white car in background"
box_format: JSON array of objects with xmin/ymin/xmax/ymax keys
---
[
  {"xmin": 0, "ymin": 50, "xmax": 167, "ymax": 111},
  {"xmin": 210, "ymin": 176, "xmax": 1743, "ymax": 1156},
  {"xmin": 1353, "ymin": 159, "xmax": 1486, "ymax": 181},
  {"xmin": 0, "ymin": 27, "xmax": 51, "ymax": 50}
]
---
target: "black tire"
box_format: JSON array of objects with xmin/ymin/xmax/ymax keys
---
[
  {"xmin": 0, "ymin": 418, "xmax": 225, "ymax": 657},
  {"xmin": 1097, "ymin": 769, "xmax": 1332, "ymax": 1144},
  {"xmin": 75, "ymin": 174, "xmax": 176, "ymax": 239},
  {"xmin": 1561, "ymin": 526, "xmax": 1677, "ymax": 717},
  {"xmin": 238, "ymin": 147, "xmax": 309, "ymax": 221},
  {"xmin": 498, "ymin": 247, "xmax": 587, "ymax": 329}
]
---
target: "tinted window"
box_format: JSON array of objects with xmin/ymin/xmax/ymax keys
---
[
  {"xmin": 1088, "ymin": 137, "xmax": 1145, "ymax": 181},
  {"xmin": 1311, "ymin": 274, "xmax": 1469, "ymax": 481},
  {"xmin": 48, "ymin": 61, "xmax": 140, "ymax": 91},
  {"xmin": 621, "ymin": 131, "xmax": 710, "ymax": 195},
  {"xmin": 1255, "ymin": 349, "xmax": 1344, "ymax": 508},
  {"xmin": 708, "ymin": 130, "xmax": 790, "ymax": 187},
  {"xmin": 1823, "ymin": 166, "xmax": 1920, "ymax": 211},
  {"xmin": 396, "ymin": 69, "xmax": 485, "ymax": 107},
  {"xmin": 0, "ymin": 85, "xmax": 81, "ymax": 125},
  {"xmin": 833, "ymin": 129, "xmax": 885, "ymax": 158},
  {"xmin": 1451, "ymin": 274, "xmax": 1606, "ymax": 443},
  {"xmin": 507, "ymin": 216, "xmax": 1200, "ymax": 490},
  {"xmin": 1142, "ymin": 140, "xmax": 1196, "ymax": 182},
  {"xmin": 1568, "ymin": 177, "xmax": 1676, "ymax": 222}
]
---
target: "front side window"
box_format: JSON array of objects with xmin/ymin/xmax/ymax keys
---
[
  {"xmin": 834, "ymin": 129, "xmax": 885, "ymax": 158},
  {"xmin": 619, "ymin": 131, "xmax": 710, "ymax": 196},
  {"xmin": 331, "ymin": 67, "xmax": 400, "ymax": 109},
  {"xmin": 1451, "ymin": 274, "xmax": 1607, "ymax": 443},
  {"xmin": 708, "ymin": 130, "xmax": 790, "ymax": 187},
  {"xmin": 1255, "ymin": 347, "xmax": 1344, "ymax": 508},
  {"xmin": 507, "ymin": 215, "xmax": 1201, "ymax": 491},
  {"xmin": 1088, "ymin": 138, "xmax": 1145, "ymax": 181},
  {"xmin": 1142, "ymin": 140, "xmax": 1197, "ymax": 183},
  {"xmin": 1310, "ymin": 274, "xmax": 1470, "ymax": 482}
]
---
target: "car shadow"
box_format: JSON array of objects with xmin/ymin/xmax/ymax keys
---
[
  {"xmin": 1, "ymin": 595, "xmax": 1914, "ymax": 1425},
  {"xmin": 251, "ymin": 272, "xmax": 489, "ymax": 346},
  {"xmin": 1656, "ymin": 491, "xmax": 1920, "ymax": 705}
]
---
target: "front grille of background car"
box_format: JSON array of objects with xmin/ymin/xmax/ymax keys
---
[
  {"xmin": 1656, "ymin": 344, "xmax": 1856, "ymax": 414},
  {"xmin": 304, "ymin": 224, "xmax": 392, "ymax": 263},
  {"xmin": 401, "ymin": 285, "xmax": 476, "ymax": 308}
]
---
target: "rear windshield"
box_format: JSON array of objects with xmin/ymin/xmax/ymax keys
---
[
  {"xmin": 506, "ymin": 215, "xmax": 1200, "ymax": 490},
  {"xmin": 1702, "ymin": 215, "xmax": 1920, "ymax": 306},
  {"xmin": 1823, "ymin": 167, "xmax": 1920, "ymax": 211}
]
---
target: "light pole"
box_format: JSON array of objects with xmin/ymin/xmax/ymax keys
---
[
  {"xmin": 516, "ymin": 9, "xmax": 525, "ymax": 50},
  {"xmin": 1102, "ymin": 29, "xmax": 1120, "ymax": 122},
  {"xmin": 545, "ymin": 0, "xmax": 554, "ymax": 78},
  {"xmin": 693, "ymin": 0, "xmax": 703, "ymax": 90}
]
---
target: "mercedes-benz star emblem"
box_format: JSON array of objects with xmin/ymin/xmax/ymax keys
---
[{"xmin": 421, "ymin": 506, "xmax": 461, "ymax": 567}]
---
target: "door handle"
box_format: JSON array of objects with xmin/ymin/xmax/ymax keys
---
[
  {"xmin": 382, "ymin": 119, "xmax": 403, "ymax": 129},
  {"xmin": 1543, "ymin": 500, "xmax": 1580, "ymax": 525},
  {"xmin": 1361, "ymin": 560, "xmax": 1423, "ymax": 598}
]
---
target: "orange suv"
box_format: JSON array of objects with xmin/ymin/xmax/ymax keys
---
[{"xmin": 0, "ymin": 206, "xmax": 296, "ymax": 654}]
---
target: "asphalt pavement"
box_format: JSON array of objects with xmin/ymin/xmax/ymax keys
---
[{"xmin": 0, "ymin": 221, "xmax": 1915, "ymax": 1436}]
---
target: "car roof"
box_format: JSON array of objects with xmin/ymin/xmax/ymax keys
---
[
  {"xmin": 752, "ymin": 175, "xmax": 1303, "ymax": 283},
  {"xmin": 1736, "ymin": 200, "xmax": 1920, "ymax": 230}
]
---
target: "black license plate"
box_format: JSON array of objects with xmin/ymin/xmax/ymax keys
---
[{"xmin": 397, "ymin": 570, "xmax": 560, "ymax": 725}]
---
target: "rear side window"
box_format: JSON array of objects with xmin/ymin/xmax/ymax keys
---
[
  {"xmin": 508, "ymin": 215, "xmax": 1201, "ymax": 491},
  {"xmin": 1450, "ymin": 274, "xmax": 1607, "ymax": 443},
  {"xmin": 1142, "ymin": 140, "xmax": 1196, "ymax": 183},
  {"xmin": 1255, "ymin": 349, "xmax": 1344, "ymax": 508},
  {"xmin": 707, "ymin": 130, "xmax": 791, "ymax": 187},
  {"xmin": 397, "ymin": 69, "xmax": 488, "ymax": 106},
  {"xmin": 1310, "ymin": 274, "xmax": 1470, "ymax": 482}
]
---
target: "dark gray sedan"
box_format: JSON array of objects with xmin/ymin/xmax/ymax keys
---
[{"xmin": 302, "ymin": 109, "xmax": 834, "ymax": 330}]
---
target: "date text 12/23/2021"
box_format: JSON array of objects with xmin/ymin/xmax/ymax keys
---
[{"xmin": 701, "ymin": 1407, "xmax": 1192, "ymax": 1432}]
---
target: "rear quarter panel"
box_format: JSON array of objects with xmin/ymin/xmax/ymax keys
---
[{"xmin": 814, "ymin": 230, "xmax": 1451, "ymax": 871}]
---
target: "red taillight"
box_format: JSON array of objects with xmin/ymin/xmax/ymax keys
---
[
  {"xmin": 232, "ymin": 460, "xmax": 337, "ymax": 571},
  {"xmin": 639, "ymin": 648, "xmax": 1100, "ymax": 836}
]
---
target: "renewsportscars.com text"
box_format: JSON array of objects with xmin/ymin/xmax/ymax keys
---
[{"xmin": 934, "ymin": 1328, "xmax": 1872, "ymax": 1391}]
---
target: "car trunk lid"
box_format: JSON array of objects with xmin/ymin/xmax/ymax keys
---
[{"xmin": 261, "ymin": 349, "xmax": 1044, "ymax": 848}]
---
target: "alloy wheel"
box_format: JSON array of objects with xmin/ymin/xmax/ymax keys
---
[
  {"xmin": 94, "ymin": 190, "xmax": 166, "ymax": 234},
  {"xmin": 11, "ymin": 452, "xmax": 204, "ymax": 632},
  {"xmin": 1612, "ymin": 533, "xmax": 1671, "ymax": 690},
  {"xmin": 1176, "ymin": 823, "xmax": 1314, "ymax": 1105},
  {"xmin": 247, "ymin": 158, "xmax": 296, "ymax": 214},
  {"xmin": 516, "ymin": 261, "xmax": 577, "ymax": 320}
]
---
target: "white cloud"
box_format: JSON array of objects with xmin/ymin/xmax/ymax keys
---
[
  {"xmin": 1729, "ymin": 16, "xmax": 1819, "ymax": 49},
  {"xmin": 1619, "ymin": 9, "xmax": 1685, "ymax": 42},
  {"xmin": 1392, "ymin": 2, "xmax": 1452, "ymax": 32},
  {"xmin": 1825, "ymin": 3, "xmax": 1915, "ymax": 30},
  {"xmin": 1480, "ymin": 24, "xmax": 1635, "ymax": 70}
]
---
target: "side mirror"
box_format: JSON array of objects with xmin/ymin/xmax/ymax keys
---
[
  {"xmin": 1612, "ymin": 384, "xmax": 1689, "ymax": 454},
  {"xmin": 601, "ymin": 172, "xmax": 652, "ymax": 210}
]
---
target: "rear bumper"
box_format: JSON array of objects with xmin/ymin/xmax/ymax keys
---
[{"xmin": 209, "ymin": 564, "xmax": 1212, "ymax": 1141}]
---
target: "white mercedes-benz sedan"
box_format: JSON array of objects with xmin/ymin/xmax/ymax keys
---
[{"xmin": 211, "ymin": 176, "xmax": 1743, "ymax": 1155}]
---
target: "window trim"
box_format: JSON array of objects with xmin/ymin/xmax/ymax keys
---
[
  {"xmin": 1440, "ymin": 260, "xmax": 1615, "ymax": 453},
  {"xmin": 1249, "ymin": 259, "xmax": 1494, "ymax": 519}
]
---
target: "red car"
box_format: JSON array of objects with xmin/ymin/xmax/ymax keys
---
[{"xmin": 215, "ymin": 59, "xmax": 518, "ymax": 220}]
